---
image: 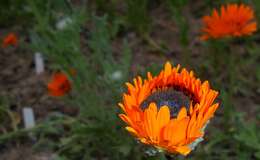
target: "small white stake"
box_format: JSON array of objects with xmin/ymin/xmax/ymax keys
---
[
  {"xmin": 34, "ymin": 52, "xmax": 45, "ymax": 74},
  {"xmin": 56, "ymin": 17, "xmax": 72, "ymax": 30},
  {"xmin": 22, "ymin": 107, "xmax": 35, "ymax": 129},
  {"xmin": 110, "ymin": 70, "xmax": 123, "ymax": 81}
]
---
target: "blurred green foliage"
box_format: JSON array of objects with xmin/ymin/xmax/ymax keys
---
[
  {"xmin": 0, "ymin": 0, "xmax": 260, "ymax": 160},
  {"xmin": 0, "ymin": 0, "xmax": 32, "ymax": 26},
  {"xmin": 126, "ymin": 0, "xmax": 150, "ymax": 34},
  {"xmin": 235, "ymin": 117, "xmax": 260, "ymax": 159},
  {"xmin": 25, "ymin": 1, "xmax": 144, "ymax": 159},
  {"xmin": 0, "ymin": 98, "xmax": 20, "ymax": 134}
]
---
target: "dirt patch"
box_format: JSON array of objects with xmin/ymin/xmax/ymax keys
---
[{"xmin": 0, "ymin": 145, "xmax": 55, "ymax": 160}]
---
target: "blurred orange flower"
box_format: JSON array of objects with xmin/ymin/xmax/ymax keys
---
[
  {"xmin": 201, "ymin": 3, "xmax": 257, "ymax": 40},
  {"xmin": 118, "ymin": 62, "xmax": 219, "ymax": 155},
  {"xmin": 48, "ymin": 72, "xmax": 71, "ymax": 97},
  {"xmin": 2, "ymin": 33, "xmax": 18, "ymax": 48}
]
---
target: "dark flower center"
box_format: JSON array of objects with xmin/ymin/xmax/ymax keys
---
[{"xmin": 140, "ymin": 88, "xmax": 191, "ymax": 118}]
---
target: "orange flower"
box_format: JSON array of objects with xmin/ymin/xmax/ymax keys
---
[
  {"xmin": 48, "ymin": 72, "xmax": 71, "ymax": 97},
  {"xmin": 2, "ymin": 33, "xmax": 18, "ymax": 48},
  {"xmin": 118, "ymin": 62, "xmax": 219, "ymax": 156},
  {"xmin": 201, "ymin": 3, "xmax": 257, "ymax": 40}
]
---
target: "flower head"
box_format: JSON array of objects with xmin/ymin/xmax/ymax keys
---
[
  {"xmin": 118, "ymin": 62, "xmax": 219, "ymax": 156},
  {"xmin": 201, "ymin": 3, "xmax": 257, "ymax": 40},
  {"xmin": 2, "ymin": 33, "xmax": 18, "ymax": 48},
  {"xmin": 48, "ymin": 72, "xmax": 71, "ymax": 97}
]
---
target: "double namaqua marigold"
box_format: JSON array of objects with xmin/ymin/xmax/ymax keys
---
[
  {"xmin": 201, "ymin": 3, "xmax": 257, "ymax": 40},
  {"xmin": 118, "ymin": 62, "xmax": 219, "ymax": 155},
  {"xmin": 48, "ymin": 72, "xmax": 71, "ymax": 97},
  {"xmin": 2, "ymin": 33, "xmax": 18, "ymax": 48}
]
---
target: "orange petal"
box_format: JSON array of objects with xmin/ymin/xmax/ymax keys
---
[
  {"xmin": 174, "ymin": 145, "xmax": 191, "ymax": 156},
  {"xmin": 157, "ymin": 105, "xmax": 170, "ymax": 128},
  {"xmin": 177, "ymin": 107, "xmax": 187, "ymax": 120},
  {"xmin": 164, "ymin": 61, "xmax": 172, "ymax": 77},
  {"xmin": 126, "ymin": 126, "xmax": 138, "ymax": 136},
  {"xmin": 144, "ymin": 103, "xmax": 158, "ymax": 141}
]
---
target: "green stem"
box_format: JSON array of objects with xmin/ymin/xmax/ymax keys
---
[
  {"xmin": 142, "ymin": 34, "xmax": 167, "ymax": 54},
  {"xmin": 209, "ymin": 40, "xmax": 227, "ymax": 88},
  {"xmin": 228, "ymin": 50, "xmax": 236, "ymax": 96},
  {"xmin": 226, "ymin": 44, "xmax": 237, "ymax": 122},
  {"xmin": 223, "ymin": 41, "xmax": 237, "ymax": 125}
]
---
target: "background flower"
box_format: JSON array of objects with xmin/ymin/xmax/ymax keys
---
[
  {"xmin": 201, "ymin": 3, "xmax": 257, "ymax": 40},
  {"xmin": 47, "ymin": 72, "xmax": 71, "ymax": 97},
  {"xmin": 2, "ymin": 33, "xmax": 18, "ymax": 48}
]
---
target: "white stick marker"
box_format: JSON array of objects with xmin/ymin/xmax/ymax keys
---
[
  {"xmin": 35, "ymin": 52, "xmax": 44, "ymax": 74},
  {"xmin": 22, "ymin": 107, "xmax": 36, "ymax": 129},
  {"xmin": 56, "ymin": 17, "xmax": 72, "ymax": 30}
]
